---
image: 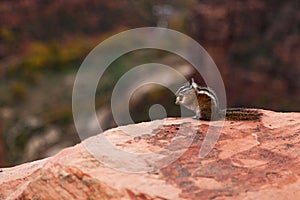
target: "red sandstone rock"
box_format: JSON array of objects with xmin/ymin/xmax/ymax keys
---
[{"xmin": 1, "ymin": 110, "xmax": 300, "ymax": 199}]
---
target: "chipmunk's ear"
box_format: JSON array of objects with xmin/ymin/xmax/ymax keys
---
[
  {"xmin": 191, "ymin": 78, "xmax": 198, "ymax": 90},
  {"xmin": 191, "ymin": 78, "xmax": 195, "ymax": 84}
]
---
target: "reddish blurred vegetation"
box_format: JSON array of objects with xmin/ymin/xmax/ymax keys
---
[
  {"xmin": 0, "ymin": 0, "xmax": 299, "ymax": 166},
  {"xmin": 187, "ymin": 0, "xmax": 300, "ymax": 110}
]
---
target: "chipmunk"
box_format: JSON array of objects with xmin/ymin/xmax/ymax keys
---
[{"xmin": 175, "ymin": 79, "xmax": 262, "ymax": 121}]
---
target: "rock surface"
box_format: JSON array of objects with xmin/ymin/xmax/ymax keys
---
[{"xmin": 1, "ymin": 109, "xmax": 300, "ymax": 200}]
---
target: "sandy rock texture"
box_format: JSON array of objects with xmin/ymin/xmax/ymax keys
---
[{"xmin": 1, "ymin": 109, "xmax": 300, "ymax": 200}]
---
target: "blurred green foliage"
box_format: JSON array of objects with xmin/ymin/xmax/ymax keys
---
[
  {"xmin": 2, "ymin": 37, "xmax": 93, "ymax": 106},
  {"xmin": 0, "ymin": 27, "xmax": 17, "ymax": 45},
  {"xmin": 8, "ymin": 38, "xmax": 91, "ymax": 77},
  {"xmin": 9, "ymin": 81, "xmax": 27, "ymax": 102}
]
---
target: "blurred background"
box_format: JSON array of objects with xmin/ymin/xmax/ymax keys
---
[{"xmin": 0, "ymin": 0, "xmax": 299, "ymax": 167}]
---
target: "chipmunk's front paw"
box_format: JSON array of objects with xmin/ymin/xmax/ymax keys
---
[{"xmin": 192, "ymin": 115, "xmax": 201, "ymax": 120}]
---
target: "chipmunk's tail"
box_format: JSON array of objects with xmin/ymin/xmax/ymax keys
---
[{"xmin": 223, "ymin": 108, "xmax": 262, "ymax": 121}]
